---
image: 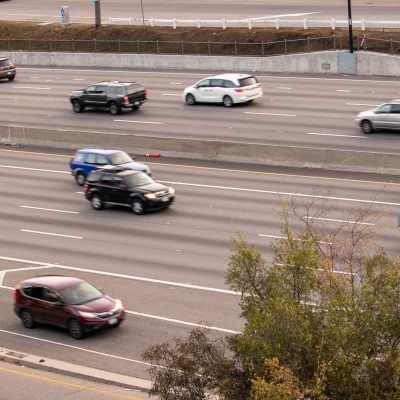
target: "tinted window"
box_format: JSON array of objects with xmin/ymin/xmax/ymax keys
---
[
  {"xmin": 74, "ymin": 152, "xmax": 85, "ymax": 162},
  {"xmin": 85, "ymin": 85, "xmax": 96, "ymax": 93},
  {"xmin": 391, "ymin": 104, "xmax": 400, "ymax": 113},
  {"xmin": 23, "ymin": 286, "xmax": 43, "ymax": 299},
  {"xmin": 0, "ymin": 59, "xmax": 12, "ymax": 67},
  {"xmin": 108, "ymin": 151, "xmax": 132, "ymax": 165},
  {"xmin": 100, "ymin": 174, "xmax": 114, "ymax": 185},
  {"xmin": 223, "ymin": 80, "xmax": 237, "ymax": 88},
  {"xmin": 197, "ymin": 79, "xmax": 211, "ymax": 88},
  {"xmin": 43, "ymin": 288, "xmax": 61, "ymax": 303},
  {"xmin": 60, "ymin": 282, "xmax": 102, "ymax": 305},
  {"xmin": 87, "ymin": 171, "xmax": 101, "ymax": 182},
  {"xmin": 239, "ymin": 76, "xmax": 258, "ymax": 87},
  {"xmin": 95, "ymin": 85, "xmax": 106, "ymax": 93},
  {"xmin": 96, "ymin": 155, "xmax": 108, "ymax": 165},
  {"xmin": 125, "ymin": 172, "xmax": 154, "ymax": 187},
  {"xmin": 210, "ymin": 79, "xmax": 224, "ymax": 87},
  {"xmin": 85, "ymin": 154, "xmax": 96, "ymax": 164},
  {"xmin": 126, "ymin": 83, "xmax": 142, "ymax": 94},
  {"xmin": 377, "ymin": 104, "xmax": 391, "ymax": 113}
]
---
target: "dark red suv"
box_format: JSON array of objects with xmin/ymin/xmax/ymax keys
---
[{"xmin": 13, "ymin": 276, "xmax": 125, "ymax": 339}]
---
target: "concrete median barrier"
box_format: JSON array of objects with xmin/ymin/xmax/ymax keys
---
[{"xmin": 1, "ymin": 124, "xmax": 400, "ymax": 175}]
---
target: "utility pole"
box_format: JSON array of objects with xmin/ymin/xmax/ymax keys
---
[
  {"xmin": 140, "ymin": 0, "xmax": 145, "ymax": 25},
  {"xmin": 94, "ymin": 0, "xmax": 101, "ymax": 28},
  {"xmin": 347, "ymin": 0, "xmax": 354, "ymax": 53}
]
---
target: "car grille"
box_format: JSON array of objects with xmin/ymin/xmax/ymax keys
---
[
  {"xmin": 96, "ymin": 310, "xmax": 118, "ymax": 319},
  {"xmin": 155, "ymin": 190, "xmax": 169, "ymax": 198}
]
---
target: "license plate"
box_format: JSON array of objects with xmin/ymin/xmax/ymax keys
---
[
  {"xmin": 108, "ymin": 317, "xmax": 118, "ymax": 325},
  {"xmin": 161, "ymin": 195, "xmax": 170, "ymax": 202}
]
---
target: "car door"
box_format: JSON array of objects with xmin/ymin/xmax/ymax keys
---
[
  {"xmin": 373, "ymin": 103, "xmax": 393, "ymax": 129},
  {"xmin": 112, "ymin": 176, "xmax": 131, "ymax": 205},
  {"xmin": 41, "ymin": 288, "xmax": 69, "ymax": 326},
  {"xmin": 209, "ymin": 79, "xmax": 225, "ymax": 102},
  {"xmin": 386, "ymin": 104, "xmax": 400, "ymax": 130},
  {"xmin": 21, "ymin": 286, "xmax": 46, "ymax": 322},
  {"xmin": 89, "ymin": 85, "xmax": 108, "ymax": 108},
  {"xmin": 82, "ymin": 85, "xmax": 97, "ymax": 106},
  {"xmin": 194, "ymin": 79, "xmax": 212, "ymax": 102}
]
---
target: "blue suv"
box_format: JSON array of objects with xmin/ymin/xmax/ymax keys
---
[{"xmin": 70, "ymin": 149, "xmax": 152, "ymax": 185}]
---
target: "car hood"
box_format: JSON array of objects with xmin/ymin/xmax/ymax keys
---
[
  {"xmin": 73, "ymin": 295, "xmax": 116, "ymax": 313},
  {"xmin": 119, "ymin": 161, "xmax": 148, "ymax": 172},
  {"xmin": 134, "ymin": 182, "xmax": 169, "ymax": 193},
  {"xmin": 357, "ymin": 108, "xmax": 376, "ymax": 118}
]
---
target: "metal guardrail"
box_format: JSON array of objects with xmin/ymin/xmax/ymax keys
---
[
  {"xmin": 1, "ymin": 36, "xmax": 399, "ymax": 56},
  {"xmin": 107, "ymin": 17, "xmax": 400, "ymax": 31}
]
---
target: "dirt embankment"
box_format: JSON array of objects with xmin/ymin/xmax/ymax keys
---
[{"xmin": 0, "ymin": 20, "xmax": 399, "ymax": 55}]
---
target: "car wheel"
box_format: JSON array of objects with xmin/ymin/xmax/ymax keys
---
[
  {"xmin": 91, "ymin": 194, "xmax": 104, "ymax": 210},
  {"xmin": 185, "ymin": 94, "xmax": 196, "ymax": 105},
  {"xmin": 75, "ymin": 172, "xmax": 86, "ymax": 186},
  {"xmin": 72, "ymin": 100, "xmax": 84, "ymax": 113},
  {"xmin": 223, "ymin": 95, "xmax": 233, "ymax": 107},
  {"xmin": 21, "ymin": 309, "xmax": 35, "ymax": 329},
  {"xmin": 68, "ymin": 319, "xmax": 83, "ymax": 339},
  {"xmin": 8, "ymin": 76, "xmax": 15, "ymax": 81},
  {"xmin": 361, "ymin": 120, "xmax": 374, "ymax": 134},
  {"xmin": 109, "ymin": 102, "xmax": 121, "ymax": 115},
  {"xmin": 132, "ymin": 199, "xmax": 145, "ymax": 215}
]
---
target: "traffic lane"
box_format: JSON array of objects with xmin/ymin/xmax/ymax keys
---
[
  {"xmin": 2, "ymin": 266, "xmax": 243, "ymax": 334},
  {"xmin": 0, "ymin": 0, "xmax": 399, "ymax": 22},
  {"xmin": 0, "ymin": 288, "xmax": 229, "ymax": 380},
  {"xmin": 2, "ymin": 68, "xmax": 400, "ymax": 151},
  {"xmin": 0, "ymin": 360, "xmax": 152, "ymax": 400}
]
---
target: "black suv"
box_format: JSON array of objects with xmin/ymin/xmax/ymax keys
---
[
  {"xmin": 69, "ymin": 81, "xmax": 148, "ymax": 115},
  {"xmin": 83, "ymin": 166, "xmax": 175, "ymax": 215},
  {"xmin": 0, "ymin": 57, "xmax": 16, "ymax": 81}
]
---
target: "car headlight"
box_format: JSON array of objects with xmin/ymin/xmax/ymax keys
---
[
  {"xmin": 112, "ymin": 300, "xmax": 123, "ymax": 312},
  {"xmin": 144, "ymin": 193, "xmax": 157, "ymax": 199},
  {"xmin": 168, "ymin": 187, "xmax": 175, "ymax": 195},
  {"xmin": 79, "ymin": 311, "xmax": 99, "ymax": 319}
]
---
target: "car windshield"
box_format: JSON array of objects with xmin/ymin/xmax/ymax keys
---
[
  {"xmin": 108, "ymin": 151, "xmax": 132, "ymax": 165},
  {"xmin": 0, "ymin": 59, "xmax": 12, "ymax": 67},
  {"xmin": 125, "ymin": 172, "xmax": 155, "ymax": 187},
  {"xmin": 60, "ymin": 282, "xmax": 103, "ymax": 305}
]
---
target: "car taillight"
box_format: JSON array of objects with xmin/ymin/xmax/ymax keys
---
[
  {"xmin": 13, "ymin": 288, "xmax": 21, "ymax": 301},
  {"xmin": 235, "ymin": 88, "xmax": 245, "ymax": 92},
  {"xmin": 144, "ymin": 89, "xmax": 148, "ymax": 97},
  {"xmin": 0, "ymin": 67, "xmax": 4, "ymax": 71},
  {"xmin": 12, "ymin": 64, "xmax": 16, "ymax": 68},
  {"xmin": 83, "ymin": 183, "xmax": 89, "ymax": 192},
  {"xmin": 256, "ymin": 83, "xmax": 262, "ymax": 88},
  {"xmin": 123, "ymin": 95, "xmax": 129, "ymax": 103}
]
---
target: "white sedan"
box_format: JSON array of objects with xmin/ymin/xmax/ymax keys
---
[{"xmin": 183, "ymin": 73, "xmax": 263, "ymax": 107}]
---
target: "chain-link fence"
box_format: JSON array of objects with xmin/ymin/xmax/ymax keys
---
[{"xmin": 0, "ymin": 35, "xmax": 398, "ymax": 56}]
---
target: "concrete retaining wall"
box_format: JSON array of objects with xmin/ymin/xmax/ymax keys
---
[
  {"xmin": 6, "ymin": 50, "xmax": 400, "ymax": 77},
  {"xmin": 1, "ymin": 125, "xmax": 400, "ymax": 175}
]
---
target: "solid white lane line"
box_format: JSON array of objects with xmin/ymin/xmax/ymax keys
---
[
  {"xmin": 0, "ymin": 165, "xmax": 69, "ymax": 174},
  {"xmin": 169, "ymin": 82, "xmax": 183, "ymax": 85},
  {"xmin": 162, "ymin": 93, "xmax": 182, "ymax": 96},
  {"xmin": 0, "ymin": 329, "xmax": 154, "ymax": 367},
  {"xmin": 20, "ymin": 230, "xmax": 83, "ymax": 239},
  {"xmin": 307, "ymin": 132, "xmax": 367, "ymax": 139},
  {"xmin": 73, "ymin": 78, "xmax": 86, "ymax": 81},
  {"xmin": 20, "ymin": 206, "xmax": 79, "ymax": 214},
  {"xmin": 304, "ymin": 216, "xmax": 375, "ymax": 225},
  {"xmin": 346, "ymin": 102, "xmax": 379, "ymax": 107},
  {"xmin": 0, "ymin": 256, "xmax": 238, "ymax": 295},
  {"xmin": 336, "ymin": 89, "xmax": 351, "ymax": 92},
  {"xmin": 244, "ymin": 111, "xmax": 297, "ymax": 117},
  {"xmin": 126, "ymin": 311, "xmax": 240, "ymax": 334},
  {"xmin": 13, "ymin": 86, "xmax": 51, "ymax": 90},
  {"xmin": 113, "ymin": 120, "xmax": 163, "ymax": 125},
  {"xmin": 277, "ymin": 86, "xmax": 292, "ymax": 90},
  {"xmin": 159, "ymin": 180, "xmax": 400, "ymax": 207},
  {"xmin": 0, "ymin": 266, "xmax": 54, "ymax": 286}
]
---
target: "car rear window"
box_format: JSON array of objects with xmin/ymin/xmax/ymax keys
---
[
  {"xmin": 239, "ymin": 76, "xmax": 258, "ymax": 87},
  {"xmin": 126, "ymin": 83, "xmax": 144, "ymax": 94},
  {"xmin": 0, "ymin": 59, "xmax": 12, "ymax": 67}
]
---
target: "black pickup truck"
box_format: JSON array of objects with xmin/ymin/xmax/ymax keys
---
[{"xmin": 70, "ymin": 81, "xmax": 148, "ymax": 115}]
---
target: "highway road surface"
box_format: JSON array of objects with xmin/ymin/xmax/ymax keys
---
[
  {"xmin": 0, "ymin": 148, "xmax": 399, "ymax": 380},
  {"xmin": 2, "ymin": 67, "xmax": 400, "ymax": 155},
  {"xmin": 0, "ymin": 0, "xmax": 399, "ymax": 24}
]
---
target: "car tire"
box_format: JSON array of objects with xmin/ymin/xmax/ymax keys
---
[
  {"xmin": 21, "ymin": 309, "xmax": 35, "ymax": 329},
  {"xmin": 8, "ymin": 76, "xmax": 15, "ymax": 81},
  {"xmin": 132, "ymin": 199, "xmax": 145, "ymax": 215},
  {"xmin": 68, "ymin": 319, "xmax": 84, "ymax": 340},
  {"xmin": 75, "ymin": 172, "xmax": 86, "ymax": 186},
  {"xmin": 91, "ymin": 194, "xmax": 104, "ymax": 210},
  {"xmin": 223, "ymin": 95, "xmax": 233, "ymax": 107},
  {"xmin": 185, "ymin": 94, "xmax": 196, "ymax": 105},
  {"xmin": 361, "ymin": 120, "xmax": 374, "ymax": 134},
  {"xmin": 72, "ymin": 100, "xmax": 84, "ymax": 113},
  {"xmin": 109, "ymin": 102, "xmax": 121, "ymax": 115}
]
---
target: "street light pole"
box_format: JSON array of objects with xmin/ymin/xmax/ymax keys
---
[
  {"xmin": 140, "ymin": 0, "xmax": 145, "ymax": 25},
  {"xmin": 347, "ymin": 0, "xmax": 354, "ymax": 53}
]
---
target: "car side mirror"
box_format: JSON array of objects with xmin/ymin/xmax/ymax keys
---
[{"xmin": 83, "ymin": 89, "xmax": 88, "ymax": 94}]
